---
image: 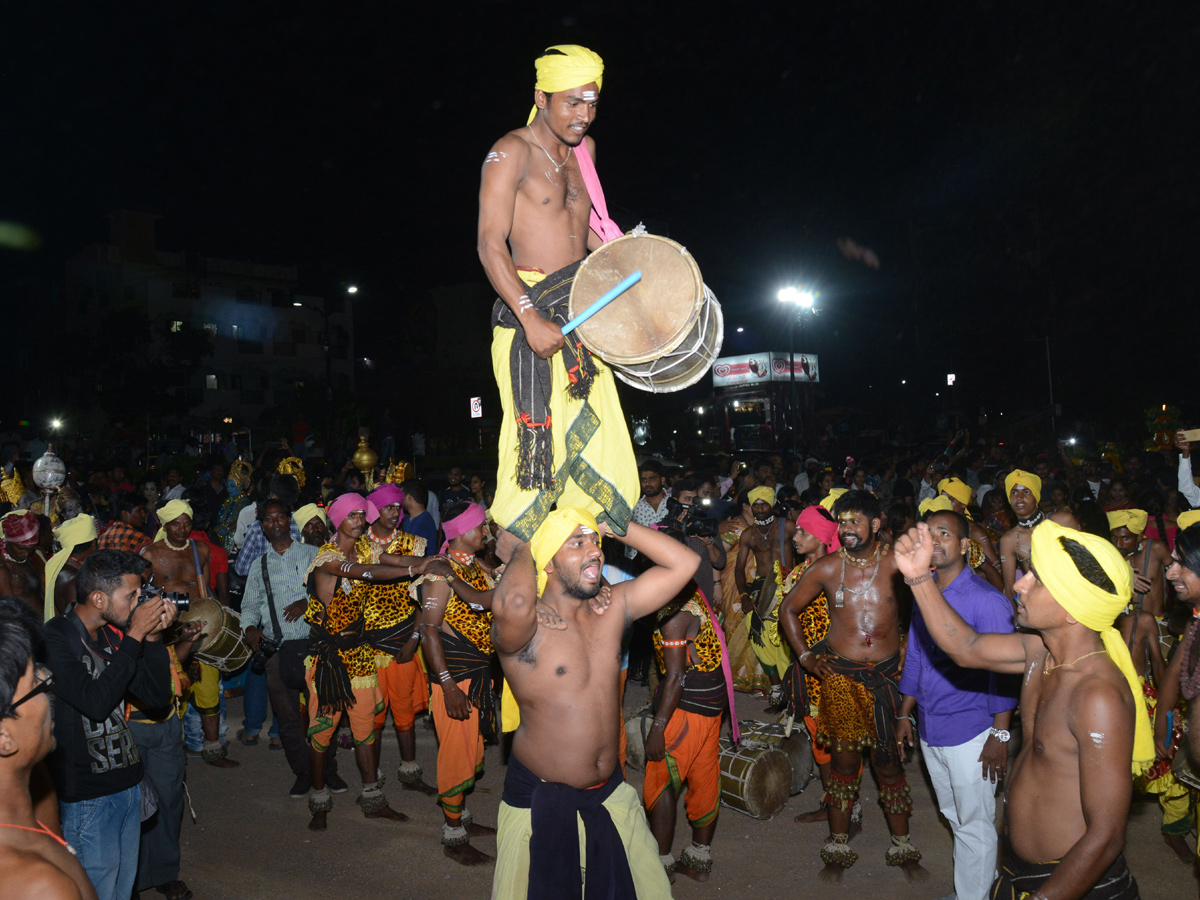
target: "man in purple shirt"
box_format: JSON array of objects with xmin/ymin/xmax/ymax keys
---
[{"xmin": 895, "ymin": 510, "xmax": 1016, "ymax": 900}]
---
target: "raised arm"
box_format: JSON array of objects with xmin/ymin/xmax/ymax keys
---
[
  {"xmin": 893, "ymin": 523, "xmax": 1031, "ymax": 674},
  {"xmin": 1038, "ymin": 683, "xmax": 1134, "ymax": 899},
  {"xmin": 477, "ymin": 133, "xmax": 563, "ymax": 359},
  {"xmin": 490, "ymin": 532, "xmax": 539, "ymax": 655},
  {"xmin": 613, "ymin": 523, "xmax": 701, "ymax": 621}
]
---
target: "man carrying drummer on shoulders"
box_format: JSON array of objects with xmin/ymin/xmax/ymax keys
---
[{"xmin": 477, "ymin": 43, "xmax": 639, "ymax": 542}]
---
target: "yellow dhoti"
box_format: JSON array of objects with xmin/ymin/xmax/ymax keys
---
[{"xmin": 489, "ymin": 264, "xmax": 639, "ymax": 541}]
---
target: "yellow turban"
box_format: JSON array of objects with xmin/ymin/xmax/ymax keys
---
[
  {"xmin": 154, "ymin": 499, "xmax": 194, "ymax": 543},
  {"xmin": 1106, "ymin": 509, "xmax": 1147, "ymax": 535},
  {"xmin": 748, "ymin": 487, "xmax": 776, "ymax": 509},
  {"xmin": 529, "ymin": 507, "xmax": 601, "ymax": 597},
  {"xmin": 43, "ymin": 515, "xmax": 98, "ymax": 623},
  {"xmin": 292, "ymin": 503, "xmax": 329, "ymax": 533},
  {"xmin": 1178, "ymin": 510, "xmax": 1200, "ymax": 531},
  {"xmin": 504, "ymin": 506, "xmax": 602, "ymax": 734},
  {"xmin": 819, "ymin": 487, "xmax": 847, "ymax": 512},
  {"xmin": 1030, "ymin": 519, "xmax": 1154, "ymax": 773},
  {"xmin": 938, "ymin": 477, "xmax": 972, "ymax": 508},
  {"xmin": 1004, "ymin": 469, "xmax": 1042, "ymax": 505},
  {"xmin": 527, "ymin": 44, "xmax": 604, "ymax": 125},
  {"xmin": 919, "ymin": 496, "xmax": 954, "ymax": 517}
]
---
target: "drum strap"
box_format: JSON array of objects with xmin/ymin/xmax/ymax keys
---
[
  {"xmin": 573, "ymin": 140, "xmax": 622, "ymax": 244},
  {"xmin": 693, "ymin": 587, "xmax": 740, "ymax": 745}
]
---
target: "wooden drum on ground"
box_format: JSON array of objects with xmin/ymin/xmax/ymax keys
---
[
  {"xmin": 719, "ymin": 739, "xmax": 792, "ymax": 819},
  {"xmin": 568, "ymin": 234, "xmax": 723, "ymax": 393},
  {"xmin": 738, "ymin": 719, "xmax": 816, "ymax": 795}
]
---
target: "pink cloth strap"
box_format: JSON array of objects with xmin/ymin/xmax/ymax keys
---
[
  {"xmin": 573, "ymin": 140, "xmax": 622, "ymax": 244},
  {"xmin": 694, "ymin": 587, "xmax": 740, "ymax": 745}
]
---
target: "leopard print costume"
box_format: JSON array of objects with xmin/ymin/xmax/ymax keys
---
[{"xmin": 356, "ymin": 531, "xmax": 427, "ymax": 666}]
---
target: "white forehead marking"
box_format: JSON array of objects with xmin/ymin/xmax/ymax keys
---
[
  {"xmin": 582, "ymin": 90, "xmax": 596, "ymax": 100},
  {"xmin": 579, "ymin": 526, "xmax": 595, "ymax": 534}
]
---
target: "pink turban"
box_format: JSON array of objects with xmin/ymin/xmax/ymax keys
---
[
  {"xmin": 327, "ymin": 493, "xmax": 378, "ymax": 530},
  {"xmin": 1, "ymin": 511, "xmax": 40, "ymax": 546},
  {"xmin": 797, "ymin": 506, "xmax": 839, "ymax": 552},
  {"xmin": 366, "ymin": 484, "xmax": 405, "ymax": 524},
  {"xmin": 440, "ymin": 502, "xmax": 487, "ymax": 553}
]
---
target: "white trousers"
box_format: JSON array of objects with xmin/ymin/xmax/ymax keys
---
[{"xmin": 921, "ymin": 728, "xmax": 1000, "ymax": 900}]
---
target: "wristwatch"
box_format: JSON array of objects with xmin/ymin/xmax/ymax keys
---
[{"xmin": 989, "ymin": 727, "xmax": 1011, "ymax": 742}]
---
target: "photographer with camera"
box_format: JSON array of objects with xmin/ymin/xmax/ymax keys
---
[{"xmin": 43, "ymin": 549, "xmax": 180, "ymax": 900}]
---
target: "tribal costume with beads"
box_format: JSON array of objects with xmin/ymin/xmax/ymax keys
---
[
  {"xmin": 1134, "ymin": 679, "xmax": 1192, "ymax": 839},
  {"xmin": 410, "ymin": 557, "xmax": 496, "ymax": 822},
  {"xmin": 358, "ymin": 531, "xmax": 430, "ymax": 735},
  {"xmin": 304, "ymin": 542, "xmax": 378, "ymax": 713},
  {"xmin": 645, "ymin": 594, "xmax": 726, "ymax": 832},
  {"xmin": 719, "ymin": 524, "xmax": 771, "ymax": 693},
  {"xmin": 809, "ymin": 638, "xmax": 906, "ymax": 767},
  {"xmin": 744, "ymin": 560, "xmax": 796, "ymax": 679}
]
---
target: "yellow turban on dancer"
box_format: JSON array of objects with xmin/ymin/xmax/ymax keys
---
[
  {"xmin": 1106, "ymin": 509, "xmax": 1147, "ymax": 534},
  {"xmin": 1004, "ymin": 469, "xmax": 1042, "ymax": 505},
  {"xmin": 819, "ymin": 487, "xmax": 847, "ymax": 513},
  {"xmin": 43, "ymin": 515, "xmax": 98, "ymax": 622},
  {"xmin": 919, "ymin": 495, "xmax": 954, "ymax": 517},
  {"xmin": 1178, "ymin": 510, "xmax": 1200, "ymax": 531},
  {"xmin": 154, "ymin": 499, "xmax": 194, "ymax": 543},
  {"xmin": 1030, "ymin": 519, "xmax": 1154, "ymax": 773},
  {"xmin": 938, "ymin": 477, "xmax": 972, "ymax": 508},
  {"xmin": 527, "ymin": 44, "xmax": 605, "ymax": 125},
  {"xmin": 747, "ymin": 486, "xmax": 776, "ymax": 509},
  {"xmin": 503, "ymin": 507, "xmax": 603, "ymax": 732}
]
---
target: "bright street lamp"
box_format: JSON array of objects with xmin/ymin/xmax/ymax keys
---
[
  {"xmin": 776, "ymin": 285, "xmax": 818, "ymax": 454},
  {"xmin": 347, "ymin": 285, "xmax": 358, "ymax": 294}
]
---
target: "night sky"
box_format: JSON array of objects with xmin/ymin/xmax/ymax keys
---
[{"xmin": 5, "ymin": 3, "xmax": 1196, "ymax": 446}]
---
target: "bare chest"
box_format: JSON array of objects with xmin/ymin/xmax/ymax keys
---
[{"xmin": 148, "ymin": 553, "xmax": 202, "ymax": 595}]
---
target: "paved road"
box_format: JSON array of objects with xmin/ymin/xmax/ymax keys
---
[{"xmin": 174, "ymin": 685, "xmax": 1196, "ymax": 899}]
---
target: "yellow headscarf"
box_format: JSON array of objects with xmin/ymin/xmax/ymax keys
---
[
  {"xmin": 1177, "ymin": 510, "xmax": 1200, "ymax": 531},
  {"xmin": 43, "ymin": 515, "xmax": 98, "ymax": 622},
  {"xmin": 747, "ymin": 486, "xmax": 776, "ymax": 509},
  {"xmin": 919, "ymin": 495, "xmax": 954, "ymax": 517},
  {"xmin": 1030, "ymin": 519, "xmax": 1154, "ymax": 773},
  {"xmin": 529, "ymin": 506, "xmax": 601, "ymax": 596},
  {"xmin": 819, "ymin": 487, "xmax": 848, "ymax": 512},
  {"xmin": 938, "ymin": 477, "xmax": 972, "ymax": 508},
  {"xmin": 292, "ymin": 503, "xmax": 329, "ymax": 533},
  {"xmin": 154, "ymin": 499, "xmax": 194, "ymax": 543},
  {"xmin": 1106, "ymin": 509, "xmax": 1147, "ymax": 535},
  {"xmin": 504, "ymin": 506, "xmax": 602, "ymax": 733},
  {"xmin": 1004, "ymin": 469, "xmax": 1042, "ymax": 505},
  {"xmin": 527, "ymin": 44, "xmax": 604, "ymax": 125}
]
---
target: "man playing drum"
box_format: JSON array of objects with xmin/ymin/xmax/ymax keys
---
[
  {"xmin": 478, "ymin": 43, "xmax": 639, "ymax": 541},
  {"xmin": 140, "ymin": 499, "xmax": 237, "ymax": 770}
]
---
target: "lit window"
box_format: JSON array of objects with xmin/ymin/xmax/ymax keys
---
[
  {"xmin": 170, "ymin": 320, "xmax": 183, "ymax": 333},
  {"xmin": 203, "ymin": 323, "xmax": 218, "ymax": 336},
  {"xmin": 206, "ymin": 374, "xmax": 218, "ymax": 389},
  {"xmin": 231, "ymin": 325, "xmax": 240, "ymax": 337}
]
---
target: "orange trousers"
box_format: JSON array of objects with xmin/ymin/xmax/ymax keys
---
[
  {"xmin": 430, "ymin": 676, "xmax": 484, "ymax": 821},
  {"xmin": 305, "ymin": 667, "xmax": 382, "ymax": 751},
  {"xmin": 642, "ymin": 709, "xmax": 721, "ymax": 828},
  {"xmin": 374, "ymin": 657, "xmax": 429, "ymax": 732}
]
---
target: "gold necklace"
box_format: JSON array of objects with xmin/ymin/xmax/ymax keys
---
[
  {"xmin": 840, "ymin": 544, "xmax": 883, "ymax": 569},
  {"xmin": 527, "ymin": 125, "xmax": 572, "ymax": 172},
  {"xmin": 1043, "ymin": 648, "xmax": 1106, "ymax": 675}
]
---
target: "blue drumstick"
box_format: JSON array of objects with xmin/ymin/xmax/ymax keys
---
[{"xmin": 561, "ymin": 270, "xmax": 642, "ymax": 335}]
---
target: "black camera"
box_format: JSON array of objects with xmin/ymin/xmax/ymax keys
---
[
  {"xmin": 138, "ymin": 583, "xmax": 191, "ymax": 612},
  {"xmin": 663, "ymin": 496, "xmax": 719, "ymax": 540},
  {"xmin": 249, "ymin": 636, "xmax": 281, "ymax": 675}
]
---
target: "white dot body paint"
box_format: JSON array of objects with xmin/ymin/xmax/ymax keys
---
[
  {"xmin": 582, "ymin": 90, "xmax": 596, "ymax": 101},
  {"xmin": 484, "ymin": 151, "xmax": 507, "ymax": 164},
  {"xmin": 1089, "ymin": 731, "xmax": 1107, "ymax": 749}
]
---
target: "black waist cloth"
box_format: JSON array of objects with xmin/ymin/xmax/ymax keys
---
[
  {"xmin": 308, "ymin": 615, "xmax": 365, "ymax": 715},
  {"xmin": 653, "ymin": 667, "xmax": 727, "ymax": 717},
  {"xmin": 490, "ymin": 259, "xmax": 595, "ymax": 491},
  {"xmin": 439, "ymin": 627, "xmax": 497, "ymax": 743},
  {"xmin": 363, "ymin": 608, "xmax": 416, "ymax": 656},
  {"xmin": 990, "ymin": 842, "xmax": 1139, "ymax": 899},
  {"xmin": 502, "ymin": 753, "xmax": 636, "ymax": 900}
]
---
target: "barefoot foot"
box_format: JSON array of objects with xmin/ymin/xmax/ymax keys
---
[
  {"xmin": 817, "ymin": 863, "xmax": 843, "ymax": 884},
  {"xmin": 901, "ymin": 860, "xmax": 929, "ymax": 882},
  {"xmin": 307, "ymin": 812, "xmax": 328, "ymax": 832},
  {"xmin": 364, "ymin": 806, "xmax": 408, "ymax": 822},
  {"xmin": 676, "ymin": 861, "xmax": 711, "ymax": 883},
  {"xmin": 402, "ymin": 779, "xmax": 438, "ymax": 796},
  {"xmin": 1164, "ymin": 833, "xmax": 1193, "ymax": 865},
  {"xmin": 465, "ymin": 821, "xmax": 496, "ymax": 837},
  {"xmin": 794, "ymin": 806, "xmax": 827, "ymax": 824},
  {"xmin": 444, "ymin": 843, "xmax": 493, "ymax": 866}
]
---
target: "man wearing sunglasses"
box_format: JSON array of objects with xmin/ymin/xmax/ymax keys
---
[
  {"xmin": 0, "ymin": 598, "xmax": 97, "ymax": 899},
  {"xmin": 42, "ymin": 550, "xmax": 178, "ymax": 900}
]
